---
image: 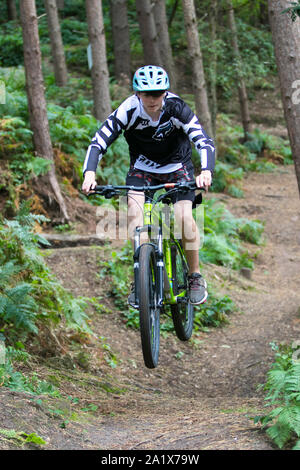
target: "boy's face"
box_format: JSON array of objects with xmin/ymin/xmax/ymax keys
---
[{"xmin": 137, "ymin": 91, "xmax": 166, "ymax": 116}]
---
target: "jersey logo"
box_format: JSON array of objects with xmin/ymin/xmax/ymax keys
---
[{"xmin": 152, "ymin": 121, "xmax": 174, "ymax": 141}]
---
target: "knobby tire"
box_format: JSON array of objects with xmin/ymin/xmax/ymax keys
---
[
  {"xmin": 139, "ymin": 244, "xmax": 160, "ymax": 368},
  {"xmin": 170, "ymin": 243, "xmax": 194, "ymax": 341}
]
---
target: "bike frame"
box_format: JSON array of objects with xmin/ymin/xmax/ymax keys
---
[
  {"xmin": 89, "ymin": 181, "xmax": 201, "ymax": 310},
  {"xmin": 133, "ymin": 193, "xmax": 188, "ymax": 309}
]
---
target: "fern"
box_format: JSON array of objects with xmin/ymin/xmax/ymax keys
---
[
  {"xmin": 0, "ymin": 283, "xmax": 38, "ymax": 334},
  {"xmin": 0, "ymin": 346, "xmax": 59, "ymax": 396},
  {"xmin": 199, "ymin": 199, "xmax": 264, "ymax": 269},
  {"xmin": 0, "ymin": 205, "xmax": 91, "ymax": 337},
  {"xmin": 256, "ymin": 343, "xmax": 300, "ymax": 449}
]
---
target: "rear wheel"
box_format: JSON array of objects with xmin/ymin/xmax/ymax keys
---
[
  {"xmin": 139, "ymin": 244, "xmax": 160, "ymax": 368},
  {"xmin": 170, "ymin": 242, "xmax": 194, "ymax": 341}
]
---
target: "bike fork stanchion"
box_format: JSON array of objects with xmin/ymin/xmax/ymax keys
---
[
  {"xmin": 155, "ymin": 225, "xmax": 164, "ymax": 308},
  {"xmin": 133, "ymin": 227, "xmax": 141, "ymax": 307}
]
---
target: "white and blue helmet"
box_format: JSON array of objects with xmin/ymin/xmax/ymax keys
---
[{"xmin": 133, "ymin": 65, "xmax": 170, "ymax": 92}]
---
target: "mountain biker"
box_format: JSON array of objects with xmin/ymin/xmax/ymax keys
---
[{"xmin": 82, "ymin": 65, "xmax": 215, "ymax": 305}]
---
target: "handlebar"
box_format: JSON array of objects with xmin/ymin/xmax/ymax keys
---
[{"xmin": 87, "ymin": 181, "xmax": 204, "ymax": 199}]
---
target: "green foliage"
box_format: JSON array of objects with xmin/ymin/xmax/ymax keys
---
[
  {"xmin": 194, "ymin": 293, "xmax": 235, "ymax": 330},
  {"xmin": 0, "ymin": 204, "xmax": 91, "ymax": 339},
  {"xmin": 0, "ymin": 345, "xmax": 59, "ymax": 397},
  {"xmin": 211, "ymin": 114, "xmax": 292, "ymax": 197},
  {"xmin": 0, "ymin": 428, "xmax": 46, "ymax": 447},
  {"xmin": 46, "ymin": 102, "xmax": 95, "ymax": 157},
  {"xmin": 212, "ymin": 161, "xmax": 244, "ymax": 196},
  {"xmin": 215, "ymin": 20, "xmax": 276, "ymax": 99},
  {"xmin": 255, "ymin": 343, "xmax": 300, "ymax": 450},
  {"xmin": 0, "ymin": 24, "xmax": 23, "ymax": 67},
  {"xmin": 99, "ymin": 242, "xmax": 135, "ymax": 324},
  {"xmin": 200, "ymin": 198, "xmax": 264, "ymax": 270}
]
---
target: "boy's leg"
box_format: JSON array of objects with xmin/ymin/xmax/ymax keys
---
[
  {"xmin": 173, "ymin": 200, "xmax": 200, "ymax": 273},
  {"xmin": 173, "ymin": 200, "xmax": 207, "ymax": 304}
]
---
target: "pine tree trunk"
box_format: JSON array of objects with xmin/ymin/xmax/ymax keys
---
[
  {"xmin": 110, "ymin": 0, "xmax": 131, "ymax": 83},
  {"xmin": 181, "ymin": 0, "xmax": 213, "ymax": 137},
  {"xmin": 169, "ymin": 0, "xmax": 179, "ymax": 28},
  {"xmin": 152, "ymin": 0, "xmax": 177, "ymax": 91},
  {"xmin": 6, "ymin": 0, "xmax": 17, "ymax": 20},
  {"xmin": 135, "ymin": 0, "xmax": 162, "ymax": 65},
  {"xmin": 86, "ymin": 0, "xmax": 112, "ymax": 121},
  {"xmin": 209, "ymin": 0, "xmax": 218, "ymax": 138},
  {"xmin": 268, "ymin": 0, "xmax": 300, "ymax": 197},
  {"xmin": 227, "ymin": 0, "xmax": 251, "ymax": 140},
  {"xmin": 44, "ymin": 0, "xmax": 68, "ymax": 87},
  {"xmin": 20, "ymin": 0, "xmax": 69, "ymax": 222}
]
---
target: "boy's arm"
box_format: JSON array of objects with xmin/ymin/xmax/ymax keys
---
[
  {"xmin": 82, "ymin": 96, "xmax": 138, "ymax": 191},
  {"xmin": 167, "ymin": 97, "xmax": 215, "ymax": 173}
]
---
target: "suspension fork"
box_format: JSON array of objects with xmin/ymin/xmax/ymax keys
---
[
  {"xmin": 155, "ymin": 225, "xmax": 164, "ymax": 307},
  {"xmin": 133, "ymin": 224, "xmax": 164, "ymax": 308},
  {"xmin": 133, "ymin": 192, "xmax": 165, "ymax": 307}
]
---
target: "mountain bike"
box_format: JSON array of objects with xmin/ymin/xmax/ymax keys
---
[{"xmin": 89, "ymin": 180, "xmax": 204, "ymax": 369}]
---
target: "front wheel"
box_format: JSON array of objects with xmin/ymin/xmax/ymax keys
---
[
  {"xmin": 170, "ymin": 242, "xmax": 194, "ymax": 341},
  {"xmin": 138, "ymin": 244, "xmax": 160, "ymax": 368}
]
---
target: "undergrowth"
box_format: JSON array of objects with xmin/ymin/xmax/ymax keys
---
[
  {"xmin": 200, "ymin": 198, "xmax": 264, "ymax": 270},
  {"xmin": 207, "ymin": 114, "xmax": 292, "ymax": 198},
  {"xmin": 255, "ymin": 342, "xmax": 300, "ymax": 450},
  {"xmin": 0, "ymin": 203, "xmax": 91, "ymax": 338},
  {"xmin": 0, "ymin": 203, "xmax": 103, "ymax": 394},
  {"xmin": 0, "ymin": 345, "xmax": 60, "ymax": 397}
]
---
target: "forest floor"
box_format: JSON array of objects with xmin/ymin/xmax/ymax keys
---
[{"xmin": 0, "ymin": 163, "xmax": 300, "ymax": 451}]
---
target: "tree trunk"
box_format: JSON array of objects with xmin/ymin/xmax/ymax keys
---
[
  {"xmin": 20, "ymin": 0, "xmax": 69, "ymax": 222},
  {"xmin": 135, "ymin": 0, "xmax": 162, "ymax": 65},
  {"xmin": 209, "ymin": 0, "xmax": 218, "ymax": 138},
  {"xmin": 268, "ymin": 0, "xmax": 300, "ymax": 197},
  {"xmin": 227, "ymin": 0, "xmax": 251, "ymax": 140},
  {"xmin": 109, "ymin": 0, "xmax": 131, "ymax": 83},
  {"xmin": 6, "ymin": 0, "xmax": 17, "ymax": 20},
  {"xmin": 86, "ymin": 0, "xmax": 112, "ymax": 121},
  {"xmin": 152, "ymin": 0, "xmax": 177, "ymax": 91},
  {"xmin": 181, "ymin": 0, "xmax": 213, "ymax": 137},
  {"xmin": 169, "ymin": 0, "xmax": 179, "ymax": 28},
  {"xmin": 44, "ymin": 0, "xmax": 68, "ymax": 87}
]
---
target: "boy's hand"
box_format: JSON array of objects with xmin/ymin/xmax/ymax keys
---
[
  {"xmin": 82, "ymin": 171, "xmax": 96, "ymax": 194},
  {"xmin": 196, "ymin": 170, "xmax": 212, "ymax": 190}
]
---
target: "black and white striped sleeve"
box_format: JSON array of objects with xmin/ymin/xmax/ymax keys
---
[
  {"xmin": 83, "ymin": 96, "xmax": 137, "ymax": 175},
  {"xmin": 168, "ymin": 97, "xmax": 215, "ymax": 172},
  {"xmin": 183, "ymin": 114, "xmax": 215, "ymax": 172}
]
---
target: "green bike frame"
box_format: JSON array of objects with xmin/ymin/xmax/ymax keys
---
[{"xmin": 133, "ymin": 197, "xmax": 188, "ymax": 308}]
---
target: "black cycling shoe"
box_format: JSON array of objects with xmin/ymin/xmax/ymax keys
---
[{"xmin": 188, "ymin": 273, "xmax": 208, "ymax": 305}]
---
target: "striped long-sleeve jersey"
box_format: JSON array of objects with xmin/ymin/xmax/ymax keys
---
[{"xmin": 83, "ymin": 92, "xmax": 215, "ymax": 175}]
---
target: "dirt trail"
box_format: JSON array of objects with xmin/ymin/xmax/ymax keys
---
[{"xmin": 1, "ymin": 165, "xmax": 300, "ymax": 451}]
